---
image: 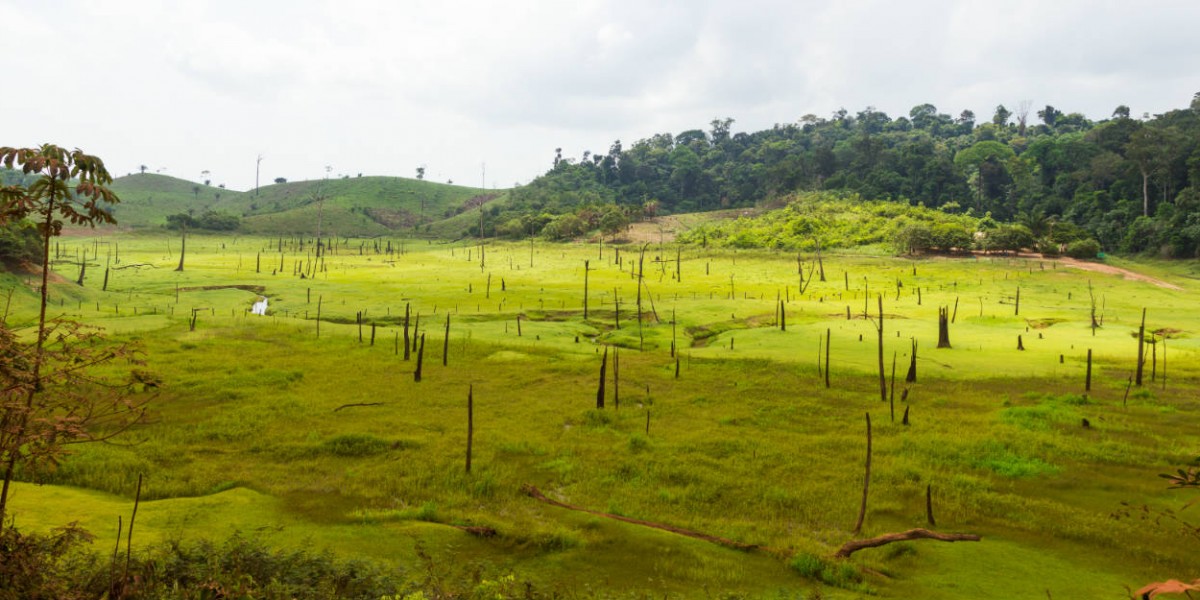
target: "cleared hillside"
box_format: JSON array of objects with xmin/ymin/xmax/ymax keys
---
[
  {"xmin": 108, "ymin": 174, "xmax": 242, "ymax": 227},
  {"xmin": 108, "ymin": 174, "xmax": 498, "ymax": 236}
]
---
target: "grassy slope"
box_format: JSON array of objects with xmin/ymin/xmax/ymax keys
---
[
  {"xmin": 107, "ymin": 174, "xmax": 493, "ymax": 236},
  {"xmin": 5, "ymin": 235, "xmax": 1199, "ymax": 598},
  {"xmin": 108, "ymin": 174, "xmax": 241, "ymax": 228}
]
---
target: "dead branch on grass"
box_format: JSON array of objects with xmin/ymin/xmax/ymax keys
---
[{"xmin": 833, "ymin": 528, "xmax": 981, "ymax": 558}]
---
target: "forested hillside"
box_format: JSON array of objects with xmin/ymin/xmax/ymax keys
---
[{"xmin": 504, "ymin": 95, "xmax": 1200, "ymax": 256}]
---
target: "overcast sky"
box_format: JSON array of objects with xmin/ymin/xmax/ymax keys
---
[{"xmin": 4, "ymin": 0, "xmax": 1198, "ymax": 191}]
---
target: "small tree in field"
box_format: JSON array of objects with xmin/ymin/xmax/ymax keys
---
[{"xmin": 0, "ymin": 145, "xmax": 152, "ymax": 532}]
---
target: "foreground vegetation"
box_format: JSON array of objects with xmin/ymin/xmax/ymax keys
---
[{"xmin": 1, "ymin": 229, "xmax": 1196, "ymax": 597}]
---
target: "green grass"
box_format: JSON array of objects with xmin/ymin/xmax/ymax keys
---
[
  {"xmin": 5, "ymin": 233, "xmax": 1199, "ymax": 598},
  {"xmin": 107, "ymin": 173, "xmax": 239, "ymax": 227},
  {"xmin": 106, "ymin": 173, "xmax": 492, "ymax": 235}
]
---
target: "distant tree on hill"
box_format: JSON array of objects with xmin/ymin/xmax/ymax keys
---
[
  {"xmin": 274, "ymin": 177, "xmax": 287, "ymax": 184},
  {"xmin": 416, "ymin": 167, "xmax": 425, "ymax": 180},
  {"xmin": 992, "ymin": 104, "xmax": 1011, "ymax": 127},
  {"xmin": 138, "ymin": 164, "xmax": 147, "ymax": 175}
]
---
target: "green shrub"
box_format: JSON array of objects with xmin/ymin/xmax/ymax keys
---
[
  {"xmin": 930, "ymin": 223, "xmax": 974, "ymax": 251},
  {"xmin": 1065, "ymin": 238, "xmax": 1101, "ymax": 259},
  {"xmin": 788, "ymin": 553, "xmax": 863, "ymax": 589}
]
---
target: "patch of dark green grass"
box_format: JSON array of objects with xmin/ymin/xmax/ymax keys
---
[
  {"xmin": 318, "ymin": 433, "xmax": 391, "ymax": 457},
  {"xmin": 788, "ymin": 553, "xmax": 866, "ymax": 591}
]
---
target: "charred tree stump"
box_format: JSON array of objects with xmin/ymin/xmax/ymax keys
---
[
  {"xmin": 889, "ymin": 351, "xmax": 897, "ymax": 421},
  {"xmin": 905, "ymin": 339, "xmax": 918, "ymax": 383},
  {"xmin": 874, "ymin": 295, "xmax": 886, "ymax": 402},
  {"xmin": 937, "ymin": 306, "xmax": 951, "ymax": 348},
  {"xmin": 596, "ymin": 346, "xmax": 608, "ymax": 409},
  {"xmin": 414, "ymin": 333, "xmax": 426, "ymax": 382},
  {"xmin": 443, "ymin": 314, "xmax": 451, "ymax": 366},
  {"xmin": 403, "ymin": 303, "xmax": 411, "ymax": 360},
  {"xmin": 1135, "ymin": 308, "xmax": 1146, "ymax": 386},
  {"xmin": 1085, "ymin": 348, "xmax": 1093, "ymax": 392},
  {"xmin": 825, "ymin": 328, "xmax": 831, "ymax": 389}
]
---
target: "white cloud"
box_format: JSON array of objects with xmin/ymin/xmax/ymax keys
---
[{"xmin": 3, "ymin": 0, "xmax": 1198, "ymax": 191}]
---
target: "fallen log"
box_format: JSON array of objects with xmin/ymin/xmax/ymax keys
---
[
  {"xmin": 833, "ymin": 528, "xmax": 980, "ymax": 558},
  {"xmin": 332, "ymin": 402, "xmax": 387, "ymax": 412},
  {"xmin": 522, "ymin": 484, "xmax": 758, "ymax": 551}
]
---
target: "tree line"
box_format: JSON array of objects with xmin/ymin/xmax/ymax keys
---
[{"xmin": 500, "ymin": 94, "xmax": 1200, "ymax": 256}]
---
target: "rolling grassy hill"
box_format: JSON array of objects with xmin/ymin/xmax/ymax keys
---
[
  {"xmin": 108, "ymin": 174, "xmax": 500, "ymax": 236},
  {"xmin": 107, "ymin": 174, "xmax": 242, "ymax": 227}
]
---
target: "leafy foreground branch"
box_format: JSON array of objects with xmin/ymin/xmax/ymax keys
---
[
  {"xmin": 0, "ymin": 145, "xmax": 151, "ymax": 532},
  {"xmin": 1125, "ymin": 464, "xmax": 1200, "ymax": 599}
]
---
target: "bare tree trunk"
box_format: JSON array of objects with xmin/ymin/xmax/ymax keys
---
[
  {"xmin": 414, "ymin": 334, "xmax": 425, "ymax": 382},
  {"xmin": 1141, "ymin": 168, "xmax": 1150, "ymax": 217},
  {"xmin": 937, "ymin": 306, "xmax": 951, "ymax": 348},
  {"xmin": 443, "ymin": 314, "xmax": 450, "ymax": 367},
  {"xmin": 876, "ymin": 295, "xmax": 886, "ymax": 402},
  {"xmin": 175, "ymin": 227, "xmax": 186, "ymax": 272},
  {"xmin": 905, "ymin": 339, "xmax": 918, "ymax": 383},
  {"xmin": 465, "ymin": 386, "xmax": 473, "ymax": 473},
  {"xmin": 596, "ymin": 346, "xmax": 608, "ymax": 409},
  {"xmin": 637, "ymin": 244, "xmax": 647, "ymax": 350},
  {"xmin": 1085, "ymin": 349, "xmax": 1093, "ymax": 392},
  {"xmin": 1135, "ymin": 308, "xmax": 1146, "ymax": 386},
  {"xmin": 926, "ymin": 484, "xmax": 936, "ymax": 527},
  {"xmin": 825, "ymin": 328, "xmax": 831, "ymax": 389},
  {"xmin": 889, "ymin": 351, "xmax": 896, "ymax": 422},
  {"xmin": 403, "ymin": 303, "xmax": 411, "ymax": 360},
  {"xmin": 853, "ymin": 412, "xmax": 872, "ymax": 536},
  {"xmin": 816, "ymin": 238, "xmax": 826, "ymax": 281}
]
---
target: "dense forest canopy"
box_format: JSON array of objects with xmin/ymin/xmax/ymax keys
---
[{"xmin": 505, "ymin": 94, "xmax": 1200, "ymax": 257}]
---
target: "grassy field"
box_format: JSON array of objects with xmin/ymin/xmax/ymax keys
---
[{"xmin": 5, "ymin": 232, "xmax": 1199, "ymax": 598}]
